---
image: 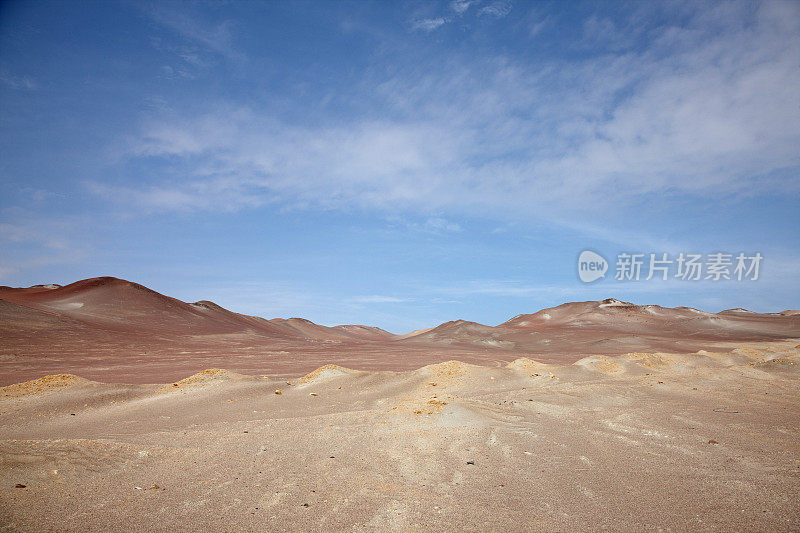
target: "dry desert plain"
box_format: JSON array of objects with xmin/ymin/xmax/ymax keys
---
[{"xmin": 0, "ymin": 278, "xmax": 798, "ymax": 531}]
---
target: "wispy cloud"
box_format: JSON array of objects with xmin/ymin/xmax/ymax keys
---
[
  {"xmin": 350, "ymin": 295, "xmax": 415, "ymax": 303},
  {"xmin": 144, "ymin": 4, "xmax": 243, "ymax": 63},
  {"xmin": 420, "ymin": 217, "xmax": 462, "ymax": 233},
  {"xmin": 478, "ymin": 1, "xmax": 512, "ymax": 18},
  {"xmin": 387, "ymin": 216, "xmax": 463, "ymax": 235},
  {"xmin": 86, "ymin": 180, "xmax": 270, "ymax": 213},
  {"xmin": 412, "ymin": 17, "xmax": 448, "ymax": 32},
  {"xmin": 0, "ymin": 210, "xmax": 90, "ymax": 281},
  {"xmin": 450, "ymin": 0, "xmax": 477, "ymax": 15},
  {"xmin": 0, "ymin": 72, "xmax": 37, "ymax": 90},
  {"xmin": 0, "ymin": 222, "xmax": 68, "ymax": 251},
  {"xmin": 95, "ymin": 2, "xmax": 798, "ymax": 228},
  {"xmin": 412, "ymin": 0, "xmax": 511, "ymax": 31}
]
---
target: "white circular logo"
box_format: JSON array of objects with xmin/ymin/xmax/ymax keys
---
[{"xmin": 578, "ymin": 250, "xmax": 607, "ymax": 283}]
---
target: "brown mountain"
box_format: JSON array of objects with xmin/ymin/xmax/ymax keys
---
[{"xmin": 1, "ymin": 279, "xmax": 797, "ymax": 385}]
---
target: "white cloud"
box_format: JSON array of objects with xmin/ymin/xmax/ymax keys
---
[
  {"xmin": 412, "ymin": 17, "xmax": 448, "ymax": 32},
  {"xmin": 528, "ymin": 17, "xmax": 548, "ymax": 38},
  {"xmin": 451, "ymin": 0, "xmax": 477, "ymax": 14},
  {"xmin": 0, "ymin": 211, "xmax": 90, "ymax": 281},
  {"xmin": 350, "ymin": 295, "xmax": 414, "ymax": 303},
  {"xmin": 0, "ymin": 72, "xmax": 37, "ymax": 90},
  {"xmin": 0, "ymin": 222, "xmax": 68, "ymax": 250},
  {"xmin": 98, "ymin": 2, "xmax": 799, "ymax": 224},
  {"xmin": 387, "ymin": 216, "xmax": 463, "ymax": 234},
  {"xmin": 422, "ymin": 217, "xmax": 462, "ymax": 233},
  {"xmin": 144, "ymin": 4, "xmax": 242, "ymax": 63},
  {"xmin": 478, "ymin": 1, "xmax": 512, "ymax": 18}
]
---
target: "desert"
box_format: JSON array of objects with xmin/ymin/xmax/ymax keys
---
[
  {"xmin": 1, "ymin": 278, "xmax": 798, "ymax": 531},
  {"xmin": 2, "ymin": 0, "xmax": 799, "ymax": 530}
]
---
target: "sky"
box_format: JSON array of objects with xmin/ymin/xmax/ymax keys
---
[{"xmin": 0, "ymin": 0, "xmax": 798, "ymax": 333}]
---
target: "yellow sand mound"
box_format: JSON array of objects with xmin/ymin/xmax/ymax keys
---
[
  {"xmin": 506, "ymin": 357, "xmax": 551, "ymax": 371},
  {"xmin": 575, "ymin": 355, "xmax": 625, "ymax": 374},
  {"xmin": 0, "ymin": 374, "xmax": 89, "ymax": 398},
  {"xmin": 170, "ymin": 368, "xmax": 238, "ymax": 389},
  {"xmin": 298, "ymin": 364, "xmax": 352, "ymax": 385}
]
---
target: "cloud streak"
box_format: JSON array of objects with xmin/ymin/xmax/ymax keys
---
[
  {"xmin": 349, "ymin": 295, "xmax": 415, "ymax": 303},
  {"xmin": 412, "ymin": 17, "xmax": 447, "ymax": 32},
  {"xmin": 95, "ymin": 2, "xmax": 799, "ymax": 225}
]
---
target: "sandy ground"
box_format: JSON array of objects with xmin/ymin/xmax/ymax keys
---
[{"xmin": 1, "ymin": 341, "xmax": 798, "ymax": 532}]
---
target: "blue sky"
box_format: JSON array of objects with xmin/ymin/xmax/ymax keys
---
[{"xmin": 1, "ymin": 0, "xmax": 798, "ymax": 333}]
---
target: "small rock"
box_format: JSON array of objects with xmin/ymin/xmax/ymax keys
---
[
  {"xmin": 309, "ymin": 393, "xmax": 318, "ymax": 397},
  {"xmin": 301, "ymin": 503, "xmax": 309, "ymax": 508},
  {"xmin": 709, "ymin": 439, "xmax": 719, "ymax": 445},
  {"xmin": 466, "ymin": 461, "xmax": 475, "ymax": 465},
  {"xmin": 14, "ymin": 483, "xmax": 26, "ymax": 488},
  {"xmin": 274, "ymin": 390, "xmax": 282, "ymax": 395}
]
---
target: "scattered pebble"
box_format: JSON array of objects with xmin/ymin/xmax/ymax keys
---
[
  {"xmin": 466, "ymin": 461, "xmax": 475, "ymax": 465},
  {"xmin": 709, "ymin": 440, "xmax": 719, "ymax": 445},
  {"xmin": 14, "ymin": 484, "xmax": 26, "ymax": 488}
]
